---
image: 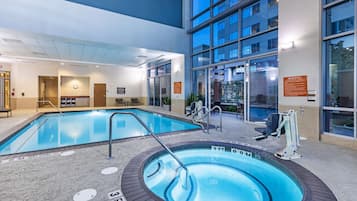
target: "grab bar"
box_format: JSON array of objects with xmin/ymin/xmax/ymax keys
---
[
  {"xmin": 210, "ymin": 105, "xmax": 223, "ymax": 133},
  {"xmin": 36, "ymin": 100, "xmax": 62, "ymax": 115},
  {"xmin": 108, "ymin": 112, "xmax": 189, "ymax": 173},
  {"xmin": 191, "ymin": 105, "xmax": 223, "ymax": 134}
]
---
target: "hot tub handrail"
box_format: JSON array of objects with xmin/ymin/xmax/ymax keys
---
[{"xmin": 108, "ymin": 112, "xmax": 188, "ymax": 173}]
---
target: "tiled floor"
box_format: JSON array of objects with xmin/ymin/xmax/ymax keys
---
[{"xmin": 0, "ymin": 107, "xmax": 356, "ymax": 201}]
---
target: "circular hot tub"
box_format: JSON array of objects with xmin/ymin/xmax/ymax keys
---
[{"xmin": 121, "ymin": 141, "xmax": 336, "ymax": 201}]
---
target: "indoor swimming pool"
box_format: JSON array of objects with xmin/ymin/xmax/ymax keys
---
[{"xmin": 0, "ymin": 109, "xmax": 200, "ymax": 155}]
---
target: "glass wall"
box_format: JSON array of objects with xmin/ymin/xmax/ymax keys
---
[
  {"xmin": 193, "ymin": 26, "xmax": 210, "ymax": 54},
  {"xmin": 147, "ymin": 62, "xmax": 172, "ymax": 110},
  {"xmin": 210, "ymin": 62, "xmax": 245, "ymax": 115},
  {"xmin": 249, "ymin": 56, "xmax": 278, "ymax": 121},
  {"xmin": 190, "ymin": 0, "xmax": 279, "ymax": 121},
  {"xmin": 323, "ymin": 0, "xmax": 355, "ymax": 138},
  {"xmin": 192, "ymin": 0, "xmax": 210, "ymax": 17},
  {"xmin": 192, "ymin": 69, "xmax": 207, "ymax": 104},
  {"xmin": 0, "ymin": 71, "xmax": 11, "ymax": 110},
  {"xmin": 213, "ymin": 13, "xmax": 238, "ymax": 47},
  {"xmin": 213, "ymin": 43, "xmax": 238, "ymax": 63}
]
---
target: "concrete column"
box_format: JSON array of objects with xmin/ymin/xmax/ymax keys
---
[{"xmin": 278, "ymin": 0, "xmax": 322, "ymax": 141}]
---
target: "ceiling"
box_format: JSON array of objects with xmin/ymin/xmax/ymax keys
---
[{"xmin": 0, "ymin": 28, "xmax": 180, "ymax": 67}]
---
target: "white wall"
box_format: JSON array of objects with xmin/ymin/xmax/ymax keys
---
[
  {"xmin": 10, "ymin": 62, "xmax": 146, "ymax": 99},
  {"xmin": 278, "ymin": 0, "xmax": 321, "ymax": 107},
  {"xmin": 11, "ymin": 62, "xmax": 58, "ymax": 98},
  {"xmin": 61, "ymin": 76, "xmax": 90, "ymax": 97},
  {"xmin": 0, "ymin": 0, "xmax": 189, "ymax": 55},
  {"xmin": 171, "ymin": 55, "xmax": 185, "ymax": 100}
]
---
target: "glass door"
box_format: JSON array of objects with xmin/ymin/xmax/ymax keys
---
[
  {"xmin": 209, "ymin": 62, "xmax": 246, "ymax": 118},
  {"xmin": 193, "ymin": 69, "xmax": 208, "ymax": 106},
  {"xmin": 0, "ymin": 71, "xmax": 10, "ymax": 110},
  {"xmin": 149, "ymin": 78, "xmax": 155, "ymax": 106},
  {"xmin": 160, "ymin": 76, "xmax": 171, "ymax": 108},
  {"xmin": 154, "ymin": 77, "xmax": 160, "ymax": 106},
  {"xmin": 248, "ymin": 56, "xmax": 278, "ymax": 122}
]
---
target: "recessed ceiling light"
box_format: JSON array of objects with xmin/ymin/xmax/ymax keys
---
[
  {"xmin": 95, "ymin": 65, "xmax": 100, "ymax": 68},
  {"xmin": 60, "ymin": 62, "xmax": 65, "ymax": 66}
]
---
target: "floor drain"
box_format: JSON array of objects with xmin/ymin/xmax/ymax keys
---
[
  {"xmin": 73, "ymin": 189, "xmax": 97, "ymax": 201},
  {"xmin": 101, "ymin": 167, "xmax": 118, "ymax": 175},
  {"xmin": 61, "ymin": 150, "xmax": 75, "ymax": 156}
]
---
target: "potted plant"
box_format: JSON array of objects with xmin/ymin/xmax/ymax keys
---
[{"xmin": 162, "ymin": 97, "xmax": 171, "ymax": 111}]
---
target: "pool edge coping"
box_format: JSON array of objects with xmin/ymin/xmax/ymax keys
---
[{"xmin": 121, "ymin": 140, "xmax": 337, "ymax": 201}]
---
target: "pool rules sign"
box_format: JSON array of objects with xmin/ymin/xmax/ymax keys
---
[{"xmin": 283, "ymin": 75, "xmax": 308, "ymax": 96}]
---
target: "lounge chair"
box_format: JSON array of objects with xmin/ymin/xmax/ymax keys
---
[
  {"xmin": 115, "ymin": 98, "xmax": 125, "ymax": 106},
  {"xmin": 130, "ymin": 98, "xmax": 141, "ymax": 106}
]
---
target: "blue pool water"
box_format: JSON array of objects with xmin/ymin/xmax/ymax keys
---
[
  {"xmin": 144, "ymin": 148, "xmax": 303, "ymax": 201},
  {"xmin": 0, "ymin": 109, "xmax": 199, "ymax": 155}
]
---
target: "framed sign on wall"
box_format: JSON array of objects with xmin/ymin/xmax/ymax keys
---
[
  {"xmin": 174, "ymin": 82, "xmax": 182, "ymax": 94},
  {"xmin": 117, "ymin": 87, "xmax": 125, "ymax": 95},
  {"xmin": 283, "ymin": 75, "xmax": 308, "ymax": 96}
]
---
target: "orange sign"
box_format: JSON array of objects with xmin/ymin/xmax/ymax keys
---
[
  {"xmin": 174, "ymin": 82, "xmax": 182, "ymax": 94},
  {"xmin": 284, "ymin": 75, "xmax": 308, "ymax": 96}
]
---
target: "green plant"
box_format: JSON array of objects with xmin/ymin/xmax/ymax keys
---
[
  {"xmin": 162, "ymin": 97, "xmax": 171, "ymax": 105},
  {"xmin": 186, "ymin": 93, "xmax": 199, "ymax": 106},
  {"xmin": 226, "ymin": 105, "xmax": 237, "ymax": 112}
]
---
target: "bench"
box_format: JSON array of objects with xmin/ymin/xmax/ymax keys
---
[{"xmin": 0, "ymin": 109, "xmax": 12, "ymax": 118}]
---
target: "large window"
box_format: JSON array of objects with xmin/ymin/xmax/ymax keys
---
[
  {"xmin": 326, "ymin": 0, "xmax": 354, "ymax": 36},
  {"xmin": 193, "ymin": 0, "xmax": 210, "ymax": 16},
  {"xmin": 323, "ymin": 0, "xmax": 355, "ymax": 138},
  {"xmin": 190, "ymin": 0, "xmax": 279, "ymax": 122},
  {"xmin": 242, "ymin": 0, "xmax": 278, "ymax": 37},
  {"xmin": 193, "ymin": 11, "xmax": 210, "ymax": 27},
  {"xmin": 213, "ymin": 0, "xmax": 239, "ymax": 16},
  {"xmin": 193, "ymin": 26, "xmax": 210, "ymax": 54},
  {"xmin": 325, "ymin": 35, "xmax": 354, "ymax": 108},
  {"xmin": 193, "ymin": 52, "xmax": 210, "ymax": 67},
  {"xmin": 249, "ymin": 56, "xmax": 278, "ymax": 121},
  {"xmin": 213, "ymin": 13, "xmax": 238, "ymax": 47},
  {"xmin": 241, "ymin": 30, "xmax": 278, "ymax": 57},
  {"xmin": 213, "ymin": 43, "xmax": 238, "ymax": 63}
]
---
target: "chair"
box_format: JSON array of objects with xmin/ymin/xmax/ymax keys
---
[
  {"xmin": 130, "ymin": 98, "xmax": 141, "ymax": 106},
  {"xmin": 115, "ymin": 98, "xmax": 125, "ymax": 106}
]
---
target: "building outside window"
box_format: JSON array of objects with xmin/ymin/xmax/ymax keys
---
[
  {"xmin": 190, "ymin": 0, "xmax": 279, "ymax": 121},
  {"xmin": 323, "ymin": 0, "xmax": 355, "ymax": 138},
  {"xmin": 192, "ymin": 0, "xmax": 210, "ymax": 17}
]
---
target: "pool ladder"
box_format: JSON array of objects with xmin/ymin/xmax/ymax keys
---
[
  {"xmin": 191, "ymin": 105, "xmax": 223, "ymax": 134},
  {"xmin": 108, "ymin": 112, "xmax": 190, "ymax": 188}
]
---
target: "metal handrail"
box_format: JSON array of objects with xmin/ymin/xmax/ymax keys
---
[
  {"xmin": 36, "ymin": 100, "xmax": 62, "ymax": 114},
  {"xmin": 210, "ymin": 105, "xmax": 223, "ymax": 132},
  {"xmin": 108, "ymin": 112, "xmax": 188, "ymax": 173},
  {"xmin": 191, "ymin": 105, "xmax": 223, "ymax": 134}
]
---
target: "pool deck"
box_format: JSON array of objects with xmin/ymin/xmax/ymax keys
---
[{"xmin": 0, "ymin": 106, "xmax": 356, "ymax": 201}]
